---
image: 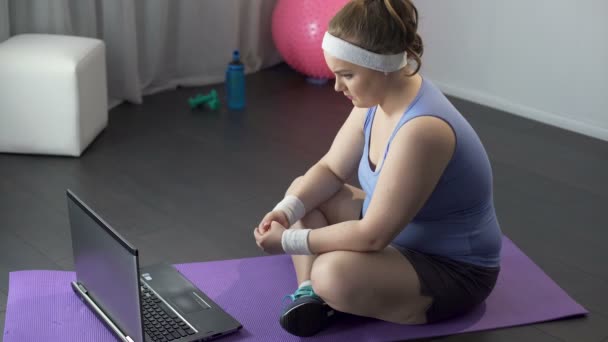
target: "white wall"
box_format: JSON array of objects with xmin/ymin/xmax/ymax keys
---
[{"xmin": 414, "ymin": 1, "xmax": 608, "ymax": 141}]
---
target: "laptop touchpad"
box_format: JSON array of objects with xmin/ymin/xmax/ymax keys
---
[{"xmin": 170, "ymin": 292, "xmax": 211, "ymax": 313}]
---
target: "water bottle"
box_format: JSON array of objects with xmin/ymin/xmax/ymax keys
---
[{"xmin": 226, "ymin": 50, "xmax": 245, "ymax": 110}]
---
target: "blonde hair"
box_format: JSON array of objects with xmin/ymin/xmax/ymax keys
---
[{"xmin": 328, "ymin": 0, "xmax": 423, "ymax": 75}]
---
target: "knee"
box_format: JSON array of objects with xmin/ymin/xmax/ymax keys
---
[
  {"xmin": 289, "ymin": 208, "xmax": 327, "ymax": 230},
  {"xmin": 286, "ymin": 176, "xmax": 304, "ymax": 195},
  {"xmin": 310, "ymin": 252, "xmax": 356, "ymax": 305}
]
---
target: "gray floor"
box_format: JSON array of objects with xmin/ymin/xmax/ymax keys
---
[{"xmin": 1, "ymin": 64, "xmax": 607, "ymax": 341}]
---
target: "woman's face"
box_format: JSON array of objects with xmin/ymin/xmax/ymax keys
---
[{"xmin": 324, "ymin": 52, "xmax": 387, "ymax": 108}]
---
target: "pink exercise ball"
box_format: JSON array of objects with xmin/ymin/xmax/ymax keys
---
[{"xmin": 272, "ymin": 0, "xmax": 350, "ymax": 81}]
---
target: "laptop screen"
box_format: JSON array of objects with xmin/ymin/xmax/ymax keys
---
[{"xmin": 68, "ymin": 191, "xmax": 144, "ymax": 342}]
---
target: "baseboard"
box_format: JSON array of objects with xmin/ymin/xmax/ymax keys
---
[{"xmin": 430, "ymin": 79, "xmax": 608, "ymax": 142}]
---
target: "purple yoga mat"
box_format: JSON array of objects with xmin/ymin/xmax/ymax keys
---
[{"xmin": 3, "ymin": 236, "xmax": 587, "ymax": 342}]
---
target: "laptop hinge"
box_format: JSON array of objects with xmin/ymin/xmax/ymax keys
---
[
  {"xmin": 71, "ymin": 281, "xmax": 132, "ymax": 342},
  {"xmin": 76, "ymin": 282, "xmax": 88, "ymax": 294}
]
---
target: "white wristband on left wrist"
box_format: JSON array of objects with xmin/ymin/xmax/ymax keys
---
[{"xmin": 281, "ymin": 228, "xmax": 312, "ymax": 255}]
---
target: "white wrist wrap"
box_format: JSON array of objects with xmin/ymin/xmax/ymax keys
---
[
  {"xmin": 281, "ymin": 228, "xmax": 312, "ymax": 255},
  {"xmin": 272, "ymin": 195, "xmax": 306, "ymax": 227}
]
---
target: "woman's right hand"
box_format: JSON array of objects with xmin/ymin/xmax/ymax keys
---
[{"xmin": 257, "ymin": 210, "xmax": 290, "ymax": 235}]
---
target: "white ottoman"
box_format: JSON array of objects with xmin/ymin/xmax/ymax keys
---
[{"xmin": 0, "ymin": 34, "xmax": 108, "ymax": 157}]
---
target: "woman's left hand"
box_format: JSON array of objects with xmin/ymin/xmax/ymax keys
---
[{"xmin": 253, "ymin": 221, "xmax": 286, "ymax": 254}]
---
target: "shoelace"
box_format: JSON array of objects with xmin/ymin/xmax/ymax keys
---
[{"xmin": 283, "ymin": 285, "xmax": 320, "ymax": 304}]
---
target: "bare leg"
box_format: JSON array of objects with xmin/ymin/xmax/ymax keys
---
[
  {"xmin": 311, "ymin": 247, "xmax": 433, "ymax": 324},
  {"xmin": 284, "ymin": 177, "xmax": 364, "ymax": 286},
  {"xmin": 280, "ymin": 179, "xmax": 430, "ymax": 337},
  {"xmin": 290, "ymin": 210, "xmax": 327, "ymax": 285}
]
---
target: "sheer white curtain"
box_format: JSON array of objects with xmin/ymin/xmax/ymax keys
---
[
  {"xmin": 0, "ymin": 0, "xmax": 8, "ymax": 40},
  {"xmin": 0, "ymin": 0, "xmax": 281, "ymax": 107}
]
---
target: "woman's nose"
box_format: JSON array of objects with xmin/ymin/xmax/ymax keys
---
[{"xmin": 334, "ymin": 79, "xmax": 343, "ymax": 92}]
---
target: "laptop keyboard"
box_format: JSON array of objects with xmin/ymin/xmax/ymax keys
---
[{"xmin": 141, "ymin": 286, "xmax": 196, "ymax": 341}]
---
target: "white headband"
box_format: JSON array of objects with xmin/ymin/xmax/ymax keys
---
[{"xmin": 321, "ymin": 32, "xmax": 408, "ymax": 73}]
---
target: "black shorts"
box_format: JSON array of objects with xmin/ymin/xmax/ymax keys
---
[{"xmin": 391, "ymin": 244, "xmax": 500, "ymax": 323}]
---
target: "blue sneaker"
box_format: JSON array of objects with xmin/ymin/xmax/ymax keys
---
[{"xmin": 279, "ymin": 285, "xmax": 336, "ymax": 337}]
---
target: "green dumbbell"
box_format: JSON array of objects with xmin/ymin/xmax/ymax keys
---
[{"xmin": 188, "ymin": 89, "xmax": 219, "ymax": 110}]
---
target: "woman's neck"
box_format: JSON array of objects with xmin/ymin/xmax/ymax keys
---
[{"xmin": 378, "ymin": 73, "xmax": 422, "ymax": 118}]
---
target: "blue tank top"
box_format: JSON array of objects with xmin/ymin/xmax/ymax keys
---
[{"xmin": 358, "ymin": 77, "xmax": 502, "ymax": 267}]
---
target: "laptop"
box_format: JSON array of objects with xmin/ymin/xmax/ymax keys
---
[{"xmin": 67, "ymin": 190, "xmax": 242, "ymax": 342}]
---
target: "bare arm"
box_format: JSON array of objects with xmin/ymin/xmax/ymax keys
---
[
  {"xmin": 308, "ymin": 116, "xmax": 456, "ymax": 253},
  {"xmin": 286, "ymin": 106, "xmax": 368, "ymax": 213}
]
